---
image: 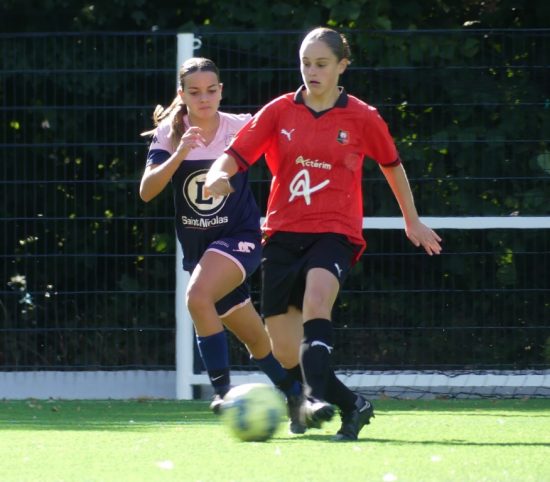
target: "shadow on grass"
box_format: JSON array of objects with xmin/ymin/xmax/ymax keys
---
[
  {"xmin": 366, "ymin": 398, "xmax": 550, "ymax": 413},
  {"xmin": 368, "ymin": 437, "xmax": 550, "ymax": 447},
  {"xmin": 1, "ymin": 398, "xmax": 549, "ymax": 432},
  {"xmin": 291, "ymin": 433, "xmax": 550, "ymax": 447}
]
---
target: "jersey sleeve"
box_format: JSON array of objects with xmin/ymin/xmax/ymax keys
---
[
  {"xmin": 146, "ymin": 120, "xmax": 173, "ymax": 166},
  {"xmin": 225, "ymin": 102, "xmax": 278, "ymax": 171},
  {"xmin": 362, "ymin": 107, "xmax": 401, "ymax": 167}
]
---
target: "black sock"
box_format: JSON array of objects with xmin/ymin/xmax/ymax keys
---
[
  {"xmin": 300, "ymin": 318, "xmax": 333, "ymax": 400},
  {"xmin": 325, "ymin": 371, "xmax": 356, "ymax": 412}
]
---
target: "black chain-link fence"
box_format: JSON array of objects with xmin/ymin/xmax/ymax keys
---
[{"xmin": 1, "ymin": 29, "xmax": 549, "ymax": 372}]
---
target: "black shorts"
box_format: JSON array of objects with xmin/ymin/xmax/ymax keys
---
[{"xmin": 260, "ymin": 232, "xmax": 360, "ymax": 318}]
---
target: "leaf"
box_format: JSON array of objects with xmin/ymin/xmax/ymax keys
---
[
  {"xmin": 536, "ymin": 152, "xmax": 550, "ymax": 174},
  {"xmin": 461, "ymin": 38, "xmax": 479, "ymax": 58},
  {"xmin": 117, "ymin": 274, "xmax": 140, "ymax": 292}
]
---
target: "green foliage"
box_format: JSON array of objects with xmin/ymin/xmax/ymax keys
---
[
  {"xmin": 1, "ymin": 0, "xmax": 550, "ymax": 32},
  {"xmin": 1, "ymin": 5, "xmax": 549, "ymax": 370}
]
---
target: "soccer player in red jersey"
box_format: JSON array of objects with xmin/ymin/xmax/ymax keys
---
[{"xmin": 205, "ymin": 28, "xmax": 442, "ymax": 441}]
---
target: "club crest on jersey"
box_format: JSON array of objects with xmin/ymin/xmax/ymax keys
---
[
  {"xmin": 182, "ymin": 169, "xmax": 228, "ymax": 217},
  {"xmin": 336, "ymin": 130, "xmax": 350, "ymax": 145}
]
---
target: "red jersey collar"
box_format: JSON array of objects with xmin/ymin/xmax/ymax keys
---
[{"xmin": 293, "ymin": 85, "xmax": 349, "ymax": 108}]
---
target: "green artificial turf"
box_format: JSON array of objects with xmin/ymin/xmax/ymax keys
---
[{"xmin": 0, "ymin": 398, "xmax": 548, "ymax": 481}]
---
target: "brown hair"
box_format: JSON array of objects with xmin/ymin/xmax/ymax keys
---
[
  {"xmin": 301, "ymin": 27, "xmax": 352, "ymax": 62},
  {"xmin": 141, "ymin": 58, "xmax": 220, "ymax": 146}
]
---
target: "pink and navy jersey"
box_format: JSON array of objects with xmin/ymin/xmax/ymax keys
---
[
  {"xmin": 226, "ymin": 86, "xmax": 400, "ymax": 259},
  {"xmin": 146, "ymin": 111, "xmax": 260, "ymax": 270}
]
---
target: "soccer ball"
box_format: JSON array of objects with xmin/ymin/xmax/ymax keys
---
[{"xmin": 222, "ymin": 383, "xmax": 285, "ymax": 442}]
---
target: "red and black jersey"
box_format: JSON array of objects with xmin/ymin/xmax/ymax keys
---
[{"xmin": 226, "ymin": 86, "xmax": 400, "ymax": 259}]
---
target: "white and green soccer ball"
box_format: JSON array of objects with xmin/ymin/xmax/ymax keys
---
[{"xmin": 222, "ymin": 383, "xmax": 285, "ymax": 442}]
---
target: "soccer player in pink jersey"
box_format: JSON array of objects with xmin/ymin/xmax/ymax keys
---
[
  {"xmin": 140, "ymin": 58, "xmax": 303, "ymax": 432},
  {"xmin": 205, "ymin": 29, "xmax": 442, "ymax": 441}
]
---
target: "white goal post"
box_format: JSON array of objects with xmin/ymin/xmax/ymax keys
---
[
  {"xmin": 175, "ymin": 214, "xmax": 550, "ymax": 399},
  {"xmin": 360, "ymin": 216, "xmax": 550, "ymax": 230}
]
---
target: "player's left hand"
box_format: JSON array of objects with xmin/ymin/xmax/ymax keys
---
[{"xmin": 405, "ymin": 220, "xmax": 442, "ymax": 255}]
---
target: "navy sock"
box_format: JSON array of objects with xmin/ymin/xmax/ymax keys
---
[
  {"xmin": 284, "ymin": 365, "xmax": 303, "ymax": 397},
  {"xmin": 286, "ymin": 364, "xmax": 303, "ymax": 385},
  {"xmin": 252, "ymin": 353, "xmax": 301, "ymax": 397},
  {"xmin": 300, "ymin": 318, "xmax": 333, "ymax": 400},
  {"xmin": 196, "ymin": 331, "xmax": 230, "ymax": 397}
]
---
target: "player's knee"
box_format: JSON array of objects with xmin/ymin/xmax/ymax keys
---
[
  {"xmin": 302, "ymin": 292, "xmax": 332, "ymax": 318},
  {"xmin": 186, "ymin": 283, "xmax": 212, "ymax": 315},
  {"xmin": 234, "ymin": 322, "xmax": 268, "ymax": 348}
]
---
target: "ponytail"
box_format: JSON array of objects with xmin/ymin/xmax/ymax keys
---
[{"xmin": 140, "ymin": 96, "xmax": 188, "ymax": 150}]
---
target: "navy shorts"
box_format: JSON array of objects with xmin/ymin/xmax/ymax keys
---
[
  {"xmin": 185, "ymin": 232, "xmax": 262, "ymax": 318},
  {"xmin": 260, "ymin": 232, "xmax": 360, "ymax": 318},
  {"xmin": 215, "ymin": 281, "xmax": 252, "ymax": 318}
]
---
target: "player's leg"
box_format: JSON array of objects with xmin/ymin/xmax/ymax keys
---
[
  {"xmin": 301, "ymin": 235, "xmax": 375, "ymax": 440},
  {"xmin": 264, "ymin": 307, "xmax": 306, "ymax": 434},
  {"xmin": 261, "ymin": 234, "xmax": 309, "ymax": 433},
  {"xmin": 299, "ymin": 267, "xmax": 339, "ymax": 426},
  {"xmin": 264, "ymin": 307, "xmax": 303, "ymax": 369},
  {"xmin": 186, "ymin": 250, "xmax": 243, "ymax": 405},
  {"xmin": 223, "ymin": 302, "xmax": 302, "ymax": 406},
  {"xmin": 261, "ymin": 233, "xmax": 304, "ymax": 371},
  {"xmin": 222, "ymin": 300, "xmax": 271, "ymax": 357},
  {"xmin": 190, "ymin": 234, "xmax": 302, "ymax": 419}
]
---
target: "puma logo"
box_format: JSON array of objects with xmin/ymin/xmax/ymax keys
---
[
  {"xmin": 311, "ymin": 340, "xmax": 333, "ymax": 353},
  {"xmin": 281, "ymin": 128, "xmax": 295, "ymax": 141}
]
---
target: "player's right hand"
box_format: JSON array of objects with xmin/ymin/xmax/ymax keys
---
[
  {"xmin": 204, "ymin": 170, "xmax": 234, "ymax": 198},
  {"xmin": 176, "ymin": 126, "xmax": 206, "ymax": 154}
]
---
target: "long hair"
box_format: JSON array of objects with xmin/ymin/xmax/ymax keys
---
[{"xmin": 141, "ymin": 57, "xmax": 220, "ymax": 148}]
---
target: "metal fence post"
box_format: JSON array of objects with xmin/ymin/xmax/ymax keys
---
[{"xmin": 175, "ymin": 33, "xmax": 196, "ymax": 400}]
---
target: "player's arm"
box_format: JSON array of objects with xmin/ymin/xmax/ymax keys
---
[
  {"xmin": 205, "ymin": 101, "xmax": 277, "ymax": 197},
  {"xmin": 140, "ymin": 127, "xmax": 205, "ymax": 202},
  {"xmin": 379, "ymin": 163, "xmax": 442, "ymax": 255},
  {"xmin": 204, "ymin": 153, "xmax": 239, "ymax": 197},
  {"xmin": 139, "ymin": 157, "xmax": 179, "ymax": 202}
]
